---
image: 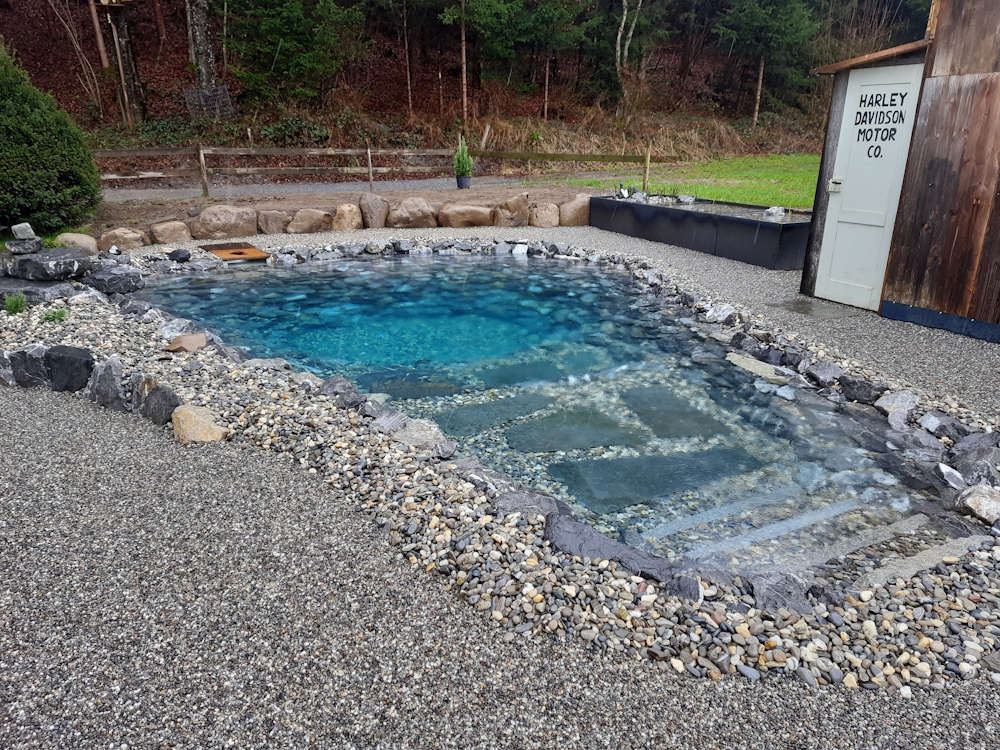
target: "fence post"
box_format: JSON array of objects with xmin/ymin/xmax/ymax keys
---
[
  {"xmin": 197, "ymin": 143, "xmax": 210, "ymax": 197},
  {"xmin": 642, "ymin": 144, "xmax": 651, "ymax": 193},
  {"xmin": 366, "ymin": 143, "xmax": 374, "ymax": 192}
]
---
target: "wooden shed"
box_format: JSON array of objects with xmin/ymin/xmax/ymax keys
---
[{"xmin": 802, "ymin": 0, "xmax": 1000, "ymax": 344}]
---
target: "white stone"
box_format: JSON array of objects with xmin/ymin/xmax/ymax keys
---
[
  {"xmin": 957, "ymin": 484, "xmax": 1000, "ymax": 524},
  {"xmin": 11, "ymin": 222, "xmax": 35, "ymax": 240}
]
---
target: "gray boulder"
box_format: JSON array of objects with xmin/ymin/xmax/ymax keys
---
[
  {"xmin": 140, "ymin": 384, "xmax": 182, "ymax": 425},
  {"xmin": 805, "ymin": 361, "xmax": 844, "ymax": 388},
  {"xmin": 875, "ymin": 390, "xmax": 919, "ymax": 429},
  {"xmin": 359, "ymin": 193, "xmax": 390, "ymax": 229},
  {"xmin": 0, "ymin": 277, "xmax": 74, "ymax": 304},
  {"xmin": 82, "ymin": 266, "xmax": 144, "ymax": 295},
  {"xmin": 11, "ymin": 222, "xmax": 35, "ymax": 240},
  {"xmin": 918, "ymin": 410, "xmax": 973, "ymax": 442},
  {"xmin": 320, "ymin": 376, "xmax": 366, "ymax": 408},
  {"xmin": 5, "ymin": 238, "xmax": 43, "ymax": 255},
  {"xmin": 8, "ymin": 343, "xmax": 50, "ymax": 387},
  {"xmin": 838, "ymin": 374, "xmax": 887, "ymax": 404},
  {"xmin": 1, "ymin": 247, "xmax": 95, "ymax": 280},
  {"xmin": 0, "ymin": 351, "xmax": 15, "ymax": 387},
  {"xmin": 86, "ymin": 357, "xmax": 128, "ymax": 411},
  {"xmin": 956, "ymin": 485, "xmax": 1000, "ymax": 525},
  {"xmin": 43, "ymin": 345, "xmax": 94, "ymax": 392}
]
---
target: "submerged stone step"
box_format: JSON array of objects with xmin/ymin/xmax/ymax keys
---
[
  {"xmin": 855, "ymin": 534, "xmax": 995, "ymax": 590},
  {"xmin": 478, "ymin": 360, "xmax": 563, "ymax": 386},
  {"xmin": 506, "ymin": 408, "xmax": 648, "ymax": 453},
  {"xmin": 548, "ymin": 448, "xmax": 763, "ymax": 514},
  {"xmin": 433, "ymin": 393, "xmax": 554, "ymax": 436},
  {"xmin": 644, "ymin": 484, "xmax": 803, "ymax": 540},
  {"xmin": 621, "ymin": 385, "xmax": 728, "ymax": 438},
  {"xmin": 682, "ymin": 500, "xmax": 860, "ymax": 562},
  {"xmin": 783, "ymin": 513, "xmax": 929, "ymax": 572}
]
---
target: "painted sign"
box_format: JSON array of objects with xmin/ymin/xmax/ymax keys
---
[{"xmin": 854, "ymin": 90, "xmax": 911, "ymax": 158}]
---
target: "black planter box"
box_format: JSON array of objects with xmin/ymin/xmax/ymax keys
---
[{"xmin": 588, "ymin": 196, "xmax": 811, "ymax": 270}]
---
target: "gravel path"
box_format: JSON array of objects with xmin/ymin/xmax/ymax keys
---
[
  {"xmin": 2, "ymin": 386, "xmax": 999, "ymax": 749},
  {"xmin": 154, "ymin": 224, "xmax": 1000, "ymax": 421}
]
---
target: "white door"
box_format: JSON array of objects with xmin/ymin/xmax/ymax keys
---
[{"xmin": 815, "ymin": 63, "xmax": 924, "ymax": 310}]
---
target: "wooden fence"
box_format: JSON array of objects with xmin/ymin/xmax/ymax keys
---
[{"xmin": 93, "ymin": 144, "xmax": 663, "ymax": 196}]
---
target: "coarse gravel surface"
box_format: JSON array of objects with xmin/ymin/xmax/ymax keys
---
[
  {"xmin": 151, "ymin": 225, "xmax": 1000, "ymax": 422},
  {"xmin": 2, "ymin": 387, "xmax": 999, "ymax": 749}
]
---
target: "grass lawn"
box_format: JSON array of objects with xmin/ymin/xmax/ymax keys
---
[{"xmin": 529, "ymin": 153, "xmax": 821, "ymax": 209}]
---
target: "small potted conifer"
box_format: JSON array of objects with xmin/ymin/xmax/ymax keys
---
[{"xmin": 454, "ymin": 136, "xmax": 473, "ymax": 189}]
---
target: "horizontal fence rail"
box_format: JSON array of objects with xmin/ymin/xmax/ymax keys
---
[{"xmin": 93, "ymin": 144, "xmax": 663, "ymax": 195}]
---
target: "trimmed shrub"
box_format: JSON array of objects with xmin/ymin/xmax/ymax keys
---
[{"xmin": 0, "ymin": 42, "xmax": 100, "ymax": 234}]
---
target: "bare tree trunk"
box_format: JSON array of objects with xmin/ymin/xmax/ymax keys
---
[
  {"xmin": 86, "ymin": 0, "xmax": 109, "ymax": 69},
  {"xmin": 543, "ymin": 53, "xmax": 550, "ymax": 121},
  {"xmin": 151, "ymin": 0, "xmax": 168, "ymax": 55},
  {"xmin": 752, "ymin": 55, "xmax": 764, "ymax": 130},
  {"xmin": 614, "ymin": 0, "xmax": 643, "ymax": 118},
  {"xmin": 107, "ymin": 10, "xmax": 144, "ymax": 128},
  {"xmin": 460, "ymin": 0, "xmax": 468, "ymax": 133},
  {"xmin": 403, "ymin": 0, "xmax": 413, "ymax": 121},
  {"xmin": 187, "ymin": 0, "xmax": 218, "ymax": 90},
  {"xmin": 48, "ymin": 0, "xmax": 104, "ymax": 118}
]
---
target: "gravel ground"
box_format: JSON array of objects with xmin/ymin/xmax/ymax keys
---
[
  {"xmin": 1, "ymin": 386, "xmax": 999, "ymax": 749},
  {"xmin": 150, "ymin": 224, "xmax": 1000, "ymax": 421}
]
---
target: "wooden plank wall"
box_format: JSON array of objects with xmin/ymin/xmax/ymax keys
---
[{"xmin": 882, "ymin": 0, "xmax": 1000, "ymax": 323}]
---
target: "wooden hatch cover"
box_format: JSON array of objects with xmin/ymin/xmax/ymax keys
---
[{"xmin": 199, "ymin": 242, "xmax": 269, "ymax": 262}]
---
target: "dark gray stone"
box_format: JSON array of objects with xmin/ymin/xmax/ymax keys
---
[
  {"xmin": 838, "ymin": 374, "xmax": 887, "ymax": 404},
  {"xmin": 478, "ymin": 360, "xmax": 563, "ymax": 387},
  {"xmin": 140, "ymin": 384, "xmax": 181, "ymax": 425},
  {"xmin": 8, "ymin": 344, "xmax": 50, "ymax": 387},
  {"xmin": 0, "ymin": 351, "xmax": 15, "ymax": 387},
  {"xmin": 506, "ymin": 409, "xmax": 647, "ymax": 453},
  {"xmin": 86, "ymin": 357, "xmax": 128, "ymax": 411},
  {"xmin": 494, "ymin": 489, "xmax": 559, "ymax": 517},
  {"xmin": 621, "ymin": 386, "xmax": 728, "ymax": 439},
  {"xmin": 319, "ymin": 377, "xmax": 366, "ymax": 408},
  {"xmin": 10, "ymin": 222, "xmax": 35, "ymax": 240},
  {"xmin": 1, "ymin": 247, "xmax": 95, "ymax": 280},
  {"xmin": 805, "ymin": 361, "xmax": 843, "ymax": 388},
  {"xmin": 5, "ymin": 238, "xmax": 43, "ymax": 255},
  {"xmin": 166, "ymin": 248, "xmax": 191, "ymax": 262},
  {"xmin": 918, "ymin": 410, "xmax": 973, "ymax": 442},
  {"xmin": 82, "ymin": 266, "xmax": 144, "ymax": 295},
  {"xmin": 433, "ymin": 394, "xmax": 553, "ymax": 436},
  {"xmin": 548, "ymin": 449, "xmax": 763, "ymax": 514},
  {"xmin": 746, "ymin": 571, "xmax": 813, "ymax": 612},
  {"xmin": 0, "ymin": 277, "xmax": 74, "ymax": 304},
  {"xmin": 119, "ymin": 298, "xmax": 153, "ymax": 316},
  {"xmin": 43, "ymin": 345, "xmax": 94, "ymax": 392}
]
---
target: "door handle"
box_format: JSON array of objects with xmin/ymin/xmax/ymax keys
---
[{"xmin": 828, "ymin": 178, "xmax": 844, "ymax": 193}]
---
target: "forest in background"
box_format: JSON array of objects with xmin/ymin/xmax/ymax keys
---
[{"xmin": 0, "ymin": 0, "xmax": 930, "ymax": 158}]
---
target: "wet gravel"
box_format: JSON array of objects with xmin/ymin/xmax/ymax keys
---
[{"xmin": 2, "ymin": 386, "xmax": 1000, "ymax": 749}]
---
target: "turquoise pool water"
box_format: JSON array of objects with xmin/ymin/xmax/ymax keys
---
[{"xmin": 142, "ymin": 256, "xmax": 931, "ymax": 571}]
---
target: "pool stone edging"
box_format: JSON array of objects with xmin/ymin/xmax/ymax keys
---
[{"xmin": 3, "ymin": 236, "xmax": 1000, "ymax": 692}]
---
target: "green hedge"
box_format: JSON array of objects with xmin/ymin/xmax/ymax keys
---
[{"xmin": 0, "ymin": 43, "xmax": 100, "ymax": 235}]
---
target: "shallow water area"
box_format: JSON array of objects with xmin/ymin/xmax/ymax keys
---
[{"xmin": 142, "ymin": 255, "xmax": 936, "ymax": 575}]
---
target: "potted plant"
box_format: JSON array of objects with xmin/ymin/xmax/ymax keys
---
[{"xmin": 454, "ymin": 136, "xmax": 473, "ymax": 189}]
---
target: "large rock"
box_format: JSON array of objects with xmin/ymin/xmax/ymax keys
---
[
  {"xmin": 97, "ymin": 227, "xmax": 147, "ymax": 252},
  {"xmin": 332, "ymin": 203, "xmax": 363, "ymax": 231},
  {"xmin": 5, "ymin": 238, "xmax": 43, "ymax": 255},
  {"xmin": 320, "ymin": 376, "xmax": 367, "ymax": 408},
  {"xmin": 491, "ymin": 193, "xmax": 530, "ymax": 227},
  {"xmin": 0, "ymin": 277, "xmax": 74, "ymax": 304},
  {"xmin": 8, "ymin": 343, "xmax": 49, "ymax": 387},
  {"xmin": 918, "ymin": 410, "xmax": 973, "ymax": 442},
  {"xmin": 172, "ymin": 404, "xmax": 227, "ymax": 444},
  {"xmin": 149, "ymin": 220, "xmax": 192, "ymax": 244},
  {"xmin": 0, "ymin": 351, "xmax": 14, "ymax": 387},
  {"xmin": 257, "ymin": 210, "xmax": 291, "ymax": 234},
  {"xmin": 559, "ymin": 194, "xmax": 590, "ymax": 226},
  {"xmin": 529, "ymin": 203, "xmax": 560, "ymax": 228},
  {"xmin": 164, "ymin": 332, "xmax": 207, "ymax": 353},
  {"xmin": 86, "ymin": 357, "xmax": 128, "ymax": 411},
  {"xmin": 44, "ymin": 345, "xmax": 94, "ymax": 392},
  {"xmin": 438, "ymin": 203, "xmax": 492, "ymax": 228},
  {"xmin": 55, "ymin": 232, "xmax": 99, "ymax": 255},
  {"xmin": 1, "ymin": 247, "xmax": 95, "ymax": 281},
  {"xmin": 386, "ymin": 197, "xmax": 437, "ymax": 228},
  {"xmin": 140, "ymin": 384, "xmax": 181, "ymax": 425},
  {"xmin": 360, "ymin": 193, "xmax": 390, "ymax": 228},
  {"xmin": 11, "ymin": 222, "xmax": 35, "ymax": 240},
  {"xmin": 82, "ymin": 266, "xmax": 144, "ymax": 295},
  {"xmin": 805, "ymin": 361, "xmax": 843, "ymax": 387},
  {"xmin": 875, "ymin": 391, "xmax": 919, "ymax": 430},
  {"xmin": 188, "ymin": 205, "xmax": 258, "ymax": 240},
  {"xmin": 838, "ymin": 373, "xmax": 886, "ymax": 404},
  {"xmin": 957, "ymin": 485, "xmax": 1000, "ymax": 525},
  {"xmin": 286, "ymin": 208, "xmax": 333, "ymax": 234},
  {"xmin": 391, "ymin": 417, "xmax": 447, "ymax": 449}
]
